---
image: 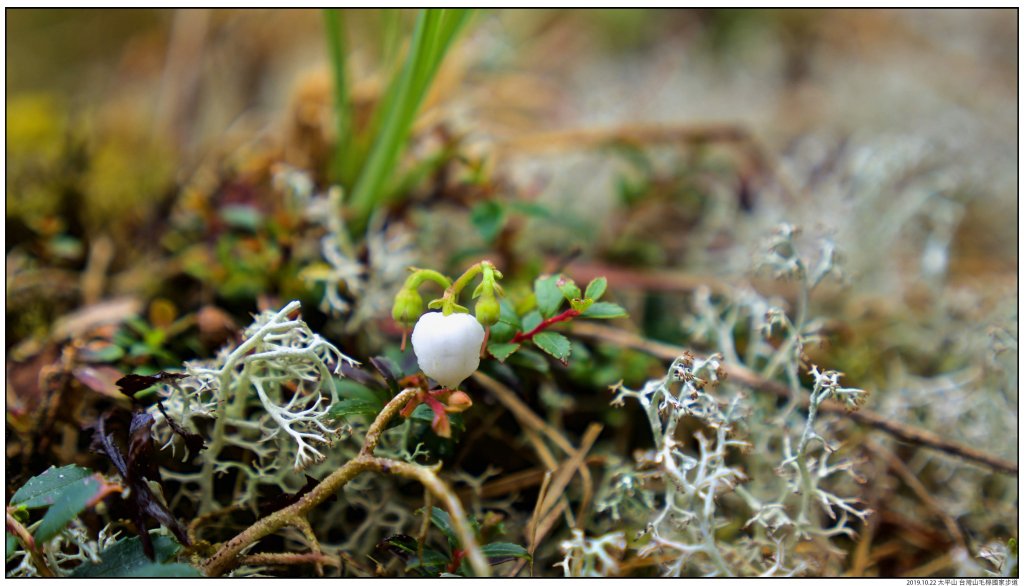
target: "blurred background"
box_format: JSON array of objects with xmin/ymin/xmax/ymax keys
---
[
  {"xmin": 5, "ymin": 9, "xmax": 1018, "ymax": 577},
  {"xmin": 7, "ymin": 8, "xmax": 1017, "ymax": 308}
]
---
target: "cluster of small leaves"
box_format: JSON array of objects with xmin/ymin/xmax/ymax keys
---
[
  {"xmin": 7, "ymin": 465, "xmax": 120, "ymax": 547},
  {"xmin": 5, "ymin": 465, "xmax": 197, "ymax": 577},
  {"xmin": 487, "ymin": 274, "xmax": 627, "ymax": 364}
]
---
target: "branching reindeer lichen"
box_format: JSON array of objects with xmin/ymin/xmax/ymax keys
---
[
  {"xmin": 154, "ymin": 301, "xmax": 359, "ymax": 513},
  {"xmin": 606, "ymin": 353, "xmax": 749, "ymax": 577},
  {"xmin": 580, "ymin": 224, "xmax": 872, "ymax": 577}
]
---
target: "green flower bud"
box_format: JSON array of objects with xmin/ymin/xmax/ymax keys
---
[
  {"xmin": 392, "ymin": 287, "xmax": 424, "ymax": 325},
  {"xmin": 475, "ymin": 294, "xmax": 501, "ymax": 326}
]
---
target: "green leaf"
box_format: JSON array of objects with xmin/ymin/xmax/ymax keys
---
[
  {"xmin": 406, "ymin": 548, "xmax": 450, "ymax": 571},
  {"xmin": 584, "ymin": 277, "xmax": 607, "ymax": 301},
  {"xmin": 582, "ymin": 302, "xmax": 628, "ymax": 319},
  {"xmin": 78, "ymin": 343, "xmax": 125, "ymax": 363},
  {"xmin": 488, "ymin": 300, "xmax": 522, "ymax": 343},
  {"xmin": 532, "ymin": 332, "xmax": 571, "ymax": 363},
  {"xmin": 383, "ymin": 345, "xmax": 421, "ymax": 378},
  {"xmin": 569, "ymin": 298, "xmax": 594, "ymax": 313},
  {"xmin": 328, "ymin": 398, "xmax": 382, "ymax": 420},
  {"xmin": 219, "ymin": 205, "xmax": 264, "ymax": 232},
  {"xmin": 429, "ymin": 506, "xmax": 459, "ymax": 552},
  {"xmin": 49, "ymin": 235, "xmax": 83, "ymax": 260},
  {"xmin": 499, "ymin": 299, "xmax": 521, "ymax": 327},
  {"xmin": 123, "ymin": 563, "xmax": 202, "ymax": 577},
  {"xmin": 71, "ymin": 535, "xmax": 181, "ymax": 577},
  {"xmin": 8, "ymin": 465, "xmax": 120, "ymax": 543},
  {"xmin": 10, "ymin": 465, "xmax": 95, "ymax": 510},
  {"xmin": 533, "ymin": 276, "xmax": 563, "ymax": 318},
  {"xmin": 323, "ymin": 8, "xmax": 353, "ymax": 182},
  {"xmin": 507, "ymin": 348, "xmax": 550, "ymax": 373},
  {"xmin": 487, "ymin": 342, "xmax": 521, "ymax": 363},
  {"xmin": 35, "ymin": 476, "xmax": 110, "ymax": 542},
  {"xmin": 469, "ymin": 200, "xmax": 506, "ymax": 243},
  {"xmin": 481, "ymin": 542, "xmax": 531, "ymax": 564},
  {"xmin": 556, "ymin": 277, "xmax": 581, "ymax": 301},
  {"xmin": 6, "ymin": 531, "xmax": 17, "ymax": 559},
  {"xmin": 521, "ymin": 310, "xmax": 542, "ymax": 333},
  {"xmin": 350, "ymin": 9, "xmax": 473, "ymax": 227},
  {"xmin": 335, "ymin": 379, "xmax": 386, "ymax": 404},
  {"xmin": 508, "ymin": 200, "xmax": 553, "ymax": 219}
]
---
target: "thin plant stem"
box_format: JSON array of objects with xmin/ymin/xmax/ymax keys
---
[
  {"xmin": 5, "ymin": 513, "xmax": 55, "ymax": 577},
  {"xmin": 511, "ymin": 308, "xmax": 581, "ymax": 344}
]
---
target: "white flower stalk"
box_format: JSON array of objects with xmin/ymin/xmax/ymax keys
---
[{"xmin": 410, "ymin": 311, "xmax": 485, "ymax": 388}]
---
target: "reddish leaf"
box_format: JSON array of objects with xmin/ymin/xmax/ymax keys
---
[
  {"xmin": 73, "ymin": 365, "xmax": 125, "ymax": 398},
  {"xmin": 115, "ymin": 372, "xmax": 187, "ymax": 398},
  {"xmin": 90, "ymin": 411, "xmax": 190, "ymax": 560}
]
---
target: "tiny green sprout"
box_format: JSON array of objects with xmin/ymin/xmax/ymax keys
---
[
  {"xmin": 472, "ymin": 263, "xmax": 504, "ymax": 327},
  {"xmin": 392, "ymin": 286, "xmax": 424, "ymax": 325},
  {"xmin": 474, "ymin": 294, "xmax": 500, "ymax": 327},
  {"xmin": 391, "ymin": 268, "xmax": 452, "ymax": 350}
]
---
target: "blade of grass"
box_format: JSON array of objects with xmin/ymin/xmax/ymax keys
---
[
  {"xmin": 349, "ymin": 9, "xmax": 433, "ymax": 222},
  {"xmin": 323, "ymin": 9, "xmax": 353, "ymax": 183},
  {"xmin": 349, "ymin": 8, "xmax": 472, "ymax": 227}
]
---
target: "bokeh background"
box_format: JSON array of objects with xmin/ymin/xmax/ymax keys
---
[{"xmin": 6, "ymin": 9, "xmax": 1018, "ymax": 578}]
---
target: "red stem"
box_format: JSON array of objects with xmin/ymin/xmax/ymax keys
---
[
  {"xmin": 511, "ymin": 308, "xmax": 580, "ymax": 344},
  {"xmin": 447, "ymin": 548, "xmax": 466, "ymax": 574}
]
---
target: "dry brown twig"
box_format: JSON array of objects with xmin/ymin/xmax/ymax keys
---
[
  {"xmin": 864, "ymin": 439, "xmax": 967, "ymax": 551},
  {"xmin": 237, "ymin": 551, "xmax": 341, "ymax": 570},
  {"xmin": 472, "ymin": 372, "xmax": 604, "ymax": 577},
  {"xmin": 455, "ymin": 456, "xmax": 606, "ymax": 502},
  {"xmin": 473, "ymin": 371, "xmax": 599, "ymax": 527},
  {"xmin": 532, "ymin": 424, "xmax": 602, "ymax": 544},
  {"xmin": 571, "ymin": 321, "xmax": 1018, "ymax": 476},
  {"xmin": 494, "ymin": 123, "xmax": 754, "ymax": 154}
]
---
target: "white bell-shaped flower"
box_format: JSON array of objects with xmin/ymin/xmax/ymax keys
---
[{"xmin": 411, "ymin": 311, "xmax": 485, "ymax": 388}]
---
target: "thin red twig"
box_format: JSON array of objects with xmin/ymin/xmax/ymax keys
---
[{"xmin": 511, "ymin": 309, "xmax": 580, "ymax": 344}]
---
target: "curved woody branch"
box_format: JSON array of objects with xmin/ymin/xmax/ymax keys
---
[{"xmin": 201, "ymin": 388, "xmax": 490, "ymax": 577}]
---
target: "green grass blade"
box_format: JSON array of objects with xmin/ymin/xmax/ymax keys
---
[
  {"xmin": 323, "ymin": 9, "xmax": 352, "ymax": 182},
  {"xmin": 349, "ymin": 8, "xmax": 472, "ymax": 226}
]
